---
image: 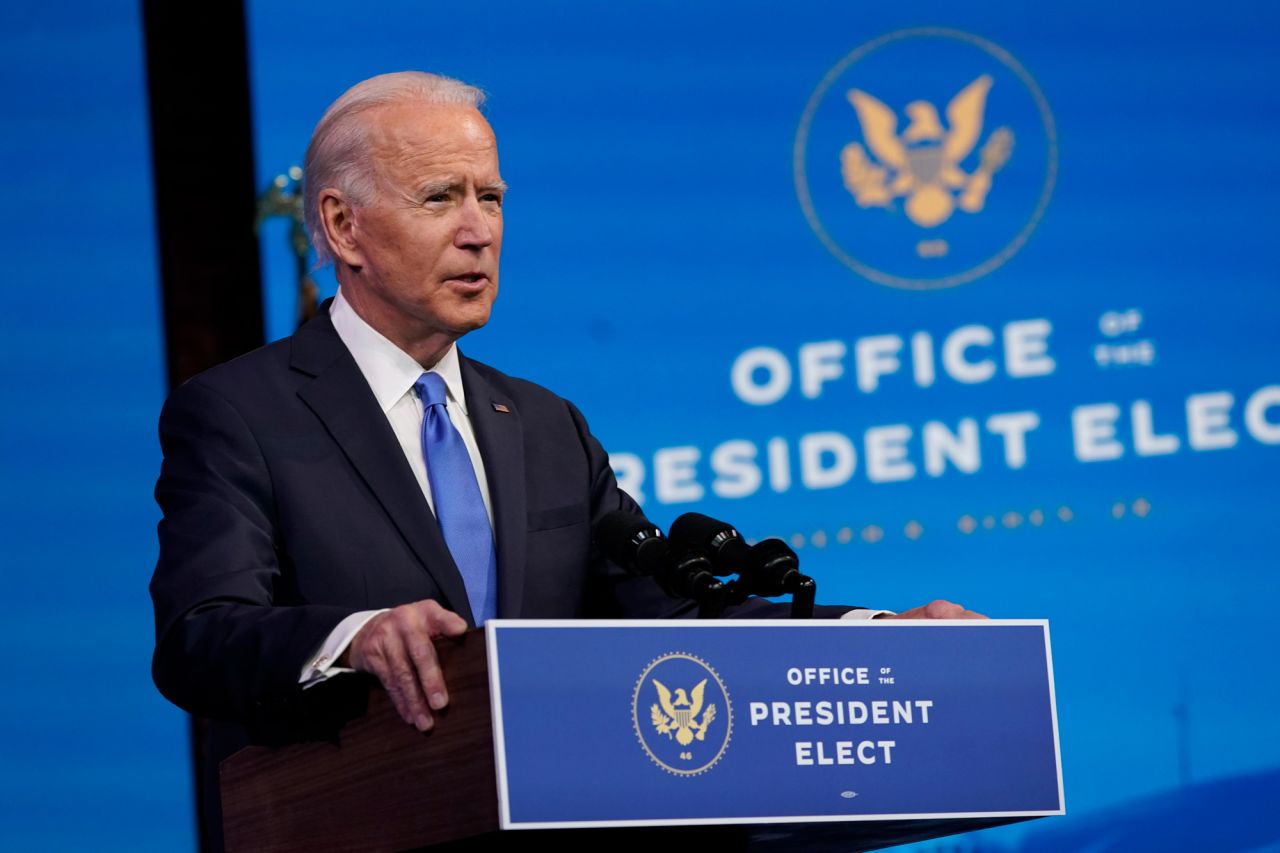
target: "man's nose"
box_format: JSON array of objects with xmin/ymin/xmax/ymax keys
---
[{"xmin": 454, "ymin": 195, "xmax": 494, "ymax": 249}]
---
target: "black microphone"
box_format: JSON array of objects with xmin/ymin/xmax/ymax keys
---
[
  {"xmin": 593, "ymin": 511, "xmax": 726, "ymax": 617},
  {"xmin": 668, "ymin": 512, "xmax": 749, "ymax": 576},
  {"xmin": 669, "ymin": 512, "xmax": 817, "ymax": 618},
  {"xmin": 744, "ymin": 538, "xmax": 816, "ymax": 619},
  {"xmin": 594, "ymin": 511, "xmax": 669, "ymax": 576}
]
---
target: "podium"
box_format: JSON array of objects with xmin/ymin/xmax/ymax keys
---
[
  {"xmin": 222, "ymin": 631, "xmax": 498, "ymax": 852},
  {"xmin": 221, "ymin": 622, "xmax": 1061, "ymax": 852}
]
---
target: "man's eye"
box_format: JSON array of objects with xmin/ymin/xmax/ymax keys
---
[
  {"xmin": 425, "ymin": 193, "xmax": 450, "ymax": 203},
  {"xmin": 482, "ymin": 193, "xmax": 503, "ymax": 205}
]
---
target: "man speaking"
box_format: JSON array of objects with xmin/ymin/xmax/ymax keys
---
[{"xmin": 150, "ymin": 70, "xmax": 980, "ymax": 837}]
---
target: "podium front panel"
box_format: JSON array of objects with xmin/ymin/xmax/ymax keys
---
[{"xmin": 486, "ymin": 619, "xmax": 1063, "ymax": 829}]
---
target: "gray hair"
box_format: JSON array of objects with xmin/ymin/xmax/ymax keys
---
[{"xmin": 303, "ymin": 71, "xmax": 486, "ymax": 265}]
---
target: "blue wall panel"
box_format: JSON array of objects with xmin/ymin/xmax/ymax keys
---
[{"xmin": 0, "ymin": 3, "xmax": 193, "ymax": 850}]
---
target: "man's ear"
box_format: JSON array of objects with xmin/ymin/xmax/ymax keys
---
[{"xmin": 319, "ymin": 188, "xmax": 364, "ymax": 269}]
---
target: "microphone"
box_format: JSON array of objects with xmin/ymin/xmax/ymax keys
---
[
  {"xmin": 593, "ymin": 510, "xmax": 668, "ymax": 576},
  {"xmin": 668, "ymin": 512, "xmax": 817, "ymax": 618},
  {"xmin": 668, "ymin": 512, "xmax": 749, "ymax": 576},
  {"xmin": 593, "ymin": 511, "xmax": 726, "ymax": 618}
]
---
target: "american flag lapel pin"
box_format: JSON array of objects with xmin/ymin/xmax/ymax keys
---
[{"xmin": 492, "ymin": 402, "xmax": 510, "ymax": 413}]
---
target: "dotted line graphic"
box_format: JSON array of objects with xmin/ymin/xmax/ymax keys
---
[{"xmin": 751, "ymin": 497, "xmax": 1153, "ymax": 549}]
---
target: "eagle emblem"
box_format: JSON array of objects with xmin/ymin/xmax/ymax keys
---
[
  {"xmin": 840, "ymin": 74, "xmax": 1014, "ymax": 228},
  {"xmin": 650, "ymin": 677, "xmax": 717, "ymax": 747}
]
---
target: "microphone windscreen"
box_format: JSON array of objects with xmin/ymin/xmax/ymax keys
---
[
  {"xmin": 668, "ymin": 512, "xmax": 728, "ymax": 546},
  {"xmin": 669, "ymin": 512, "xmax": 750, "ymax": 574},
  {"xmin": 748, "ymin": 537, "xmax": 799, "ymax": 568},
  {"xmin": 593, "ymin": 510, "xmax": 664, "ymax": 574}
]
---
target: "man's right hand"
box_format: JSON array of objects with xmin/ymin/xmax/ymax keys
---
[{"xmin": 344, "ymin": 600, "xmax": 469, "ymax": 731}]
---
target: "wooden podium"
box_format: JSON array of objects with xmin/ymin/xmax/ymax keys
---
[
  {"xmin": 220, "ymin": 629, "xmax": 1028, "ymax": 852},
  {"xmin": 221, "ymin": 631, "xmax": 496, "ymax": 852}
]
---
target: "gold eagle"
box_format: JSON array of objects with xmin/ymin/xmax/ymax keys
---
[
  {"xmin": 650, "ymin": 678, "xmax": 717, "ymax": 747},
  {"xmin": 840, "ymin": 74, "xmax": 1013, "ymax": 228}
]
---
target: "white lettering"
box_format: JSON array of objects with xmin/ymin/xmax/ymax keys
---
[
  {"xmin": 767, "ymin": 437, "xmax": 791, "ymax": 493},
  {"xmin": 800, "ymin": 432, "xmax": 857, "ymax": 489},
  {"xmin": 799, "ymin": 340, "xmax": 847, "ymax": 399},
  {"xmin": 855, "ymin": 335, "xmax": 903, "ymax": 392},
  {"xmin": 1073, "ymin": 403, "xmax": 1124, "ymax": 462},
  {"xmin": 1131, "ymin": 400, "xmax": 1179, "ymax": 456},
  {"xmin": 710, "ymin": 440, "xmax": 761, "ymax": 499},
  {"xmin": 654, "ymin": 446, "xmax": 703, "ymax": 503},
  {"xmin": 731, "ymin": 347, "xmax": 791, "ymax": 405},
  {"xmin": 609, "ymin": 452, "xmax": 645, "ymax": 505},
  {"xmin": 1187, "ymin": 392, "xmax": 1238, "ymax": 450},
  {"xmin": 794, "ymin": 740, "xmax": 896, "ymax": 766},
  {"xmin": 942, "ymin": 325, "xmax": 996, "ymax": 384},
  {"xmin": 1004, "ymin": 319, "xmax": 1055, "ymax": 377},
  {"xmin": 1245, "ymin": 385, "xmax": 1280, "ymax": 444},
  {"xmin": 865, "ymin": 425, "xmax": 915, "ymax": 483},
  {"xmin": 923, "ymin": 418, "xmax": 980, "ymax": 476},
  {"xmin": 986, "ymin": 411, "xmax": 1040, "ymax": 469},
  {"xmin": 911, "ymin": 331, "xmax": 936, "ymax": 387}
]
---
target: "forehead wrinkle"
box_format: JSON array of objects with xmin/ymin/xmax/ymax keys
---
[{"xmin": 366, "ymin": 117, "xmax": 500, "ymax": 199}]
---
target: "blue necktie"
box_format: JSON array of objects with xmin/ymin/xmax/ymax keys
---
[{"xmin": 415, "ymin": 372, "xmax": 497, "ymax": 624}]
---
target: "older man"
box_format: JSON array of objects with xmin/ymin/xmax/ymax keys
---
[{"xmin": 151, "ymin": 71, "xmax": 980, "ymax": 824}]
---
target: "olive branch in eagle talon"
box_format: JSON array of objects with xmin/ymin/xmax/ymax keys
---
[{"xmin": 649, "ymin": 678, "xmax": 717, "ymax": 747}]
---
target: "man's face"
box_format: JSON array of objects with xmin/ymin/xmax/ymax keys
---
[{"xmin": 341, "ymin": 101, "xmax": 505, "ymax": 347}]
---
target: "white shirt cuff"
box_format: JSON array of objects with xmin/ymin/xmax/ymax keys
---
[
  {"xmin": 841, "ymin": 608, "xmax": 895, "ymax": 620},
  {"xmin": 299, "ymin": 609, "xmax": 388, "ymax": 688}
]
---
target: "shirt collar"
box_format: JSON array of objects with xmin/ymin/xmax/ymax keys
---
[{"xmin": 329, "ymin": 288, "xmax": 469, "ymax": 415}]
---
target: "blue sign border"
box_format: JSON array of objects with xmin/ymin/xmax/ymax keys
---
[{"xmin": 486, "ymin": 620, "xmax": 1064, "ymax": 830}]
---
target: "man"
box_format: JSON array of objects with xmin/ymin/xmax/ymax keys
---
[{"xmin": 151, "ymin": 70, "xmax": 980, "ymax": 836}]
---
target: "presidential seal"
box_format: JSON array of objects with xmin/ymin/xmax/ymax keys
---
[
  {"xmin": 794, "ymin": 28, "xmax": 1057, "ymax": 290},
  {"xmin": 632, "ymin": 652, "xmax": 733, "ymax": 776}
]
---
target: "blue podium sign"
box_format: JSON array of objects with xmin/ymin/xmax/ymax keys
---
[{"xmin": 486, "ymin": 619, "xmax": 1063, "ymax": 829}]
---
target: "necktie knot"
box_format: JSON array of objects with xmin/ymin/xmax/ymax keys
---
[{"xmin": 415, "ymin": 372, "xmax": 448, "ymax": 409}]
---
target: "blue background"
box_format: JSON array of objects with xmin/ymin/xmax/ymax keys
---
[
  {"xmin": 3, "ymin": 1, "xmax": 1276, "ymax": 850},
  {"xmin": 0, "ymin": 3, "xmax": 187, "ymax": 850}
]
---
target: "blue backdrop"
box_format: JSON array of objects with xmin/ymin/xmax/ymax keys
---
[
  {"xmin": 0, "ymin": 2, "xmax": 189, "ymax": 850},
  {"xmin": 252, "ymin": 2, "xmax": 1280, "ymax": 849},
  {"xmin": 3, "ymin": 1, "xmax": 1276, "ymax": 850}
]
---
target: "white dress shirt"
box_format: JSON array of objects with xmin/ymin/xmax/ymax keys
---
[
  {"xmin": 299, "ymin": 289, "xmax": 494, "ymax": 686},
  {"xmin": 299, "ymin": 290, "xmax": 888, "ymax": 686}
]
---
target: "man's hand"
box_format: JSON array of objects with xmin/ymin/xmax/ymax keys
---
[
  {"xmin": 345, "ymin": 600, "xmax": 469, "ymax": 731},
  {"xmin": 875, "ymin": 599, "xmax": 987, "ymax": 620}
]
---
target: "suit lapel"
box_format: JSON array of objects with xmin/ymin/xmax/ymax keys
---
[
  {"xmin": 460, "ymin": 356, "xmax": 527, "ymax": 618},
  {"xmin": 290, "ymin": 310, "xmax": 475, "ymax": 624}
]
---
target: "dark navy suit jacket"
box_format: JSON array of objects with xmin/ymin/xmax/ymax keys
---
[
  {"xmin": 149, "ymin": 304, "xmax": 691, "ymax": 737},
  {"xmin": 150, "ymin": 303, "xmax": 856, "ymax": 847}
]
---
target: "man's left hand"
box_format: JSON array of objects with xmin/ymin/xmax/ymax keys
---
[{"xmin": 875, "ymin": 599, "xmax": 987, "ymax": 620}]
